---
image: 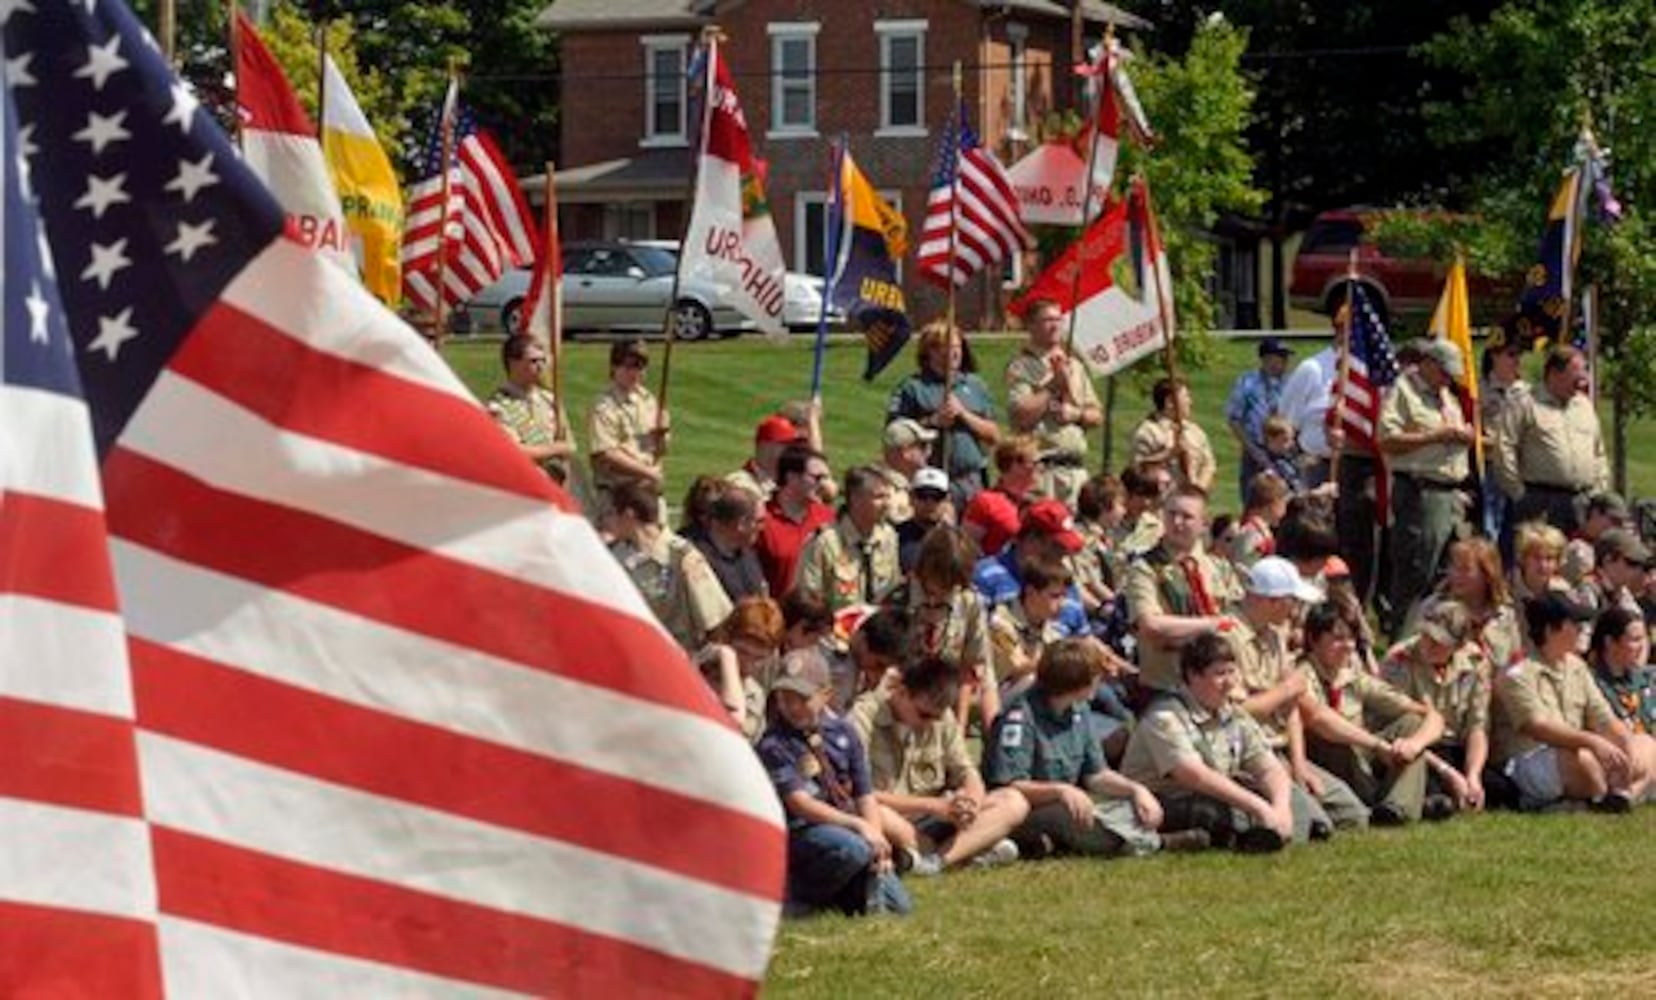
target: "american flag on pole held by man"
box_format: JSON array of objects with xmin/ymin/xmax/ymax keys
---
[
  {"xmin": 1336, "ymin": 283, "xmax": 1401, "ymax": 513},
  {"xmin": 400, "ymin": 79, "xmax": 539, "ymax": 317},
  {"xmin": 916, "ymin": 102, "xmax": 1033, "ymax": 287},
  {"xmin": 0, "ymin": 1, "xmax": 783, "ymax": 995}
]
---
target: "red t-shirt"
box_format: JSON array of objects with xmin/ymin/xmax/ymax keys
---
[
  {"xmin": 758, "ymin": 497, "xmax": 835, "ymax": 597},
  {"xmin": 962, "ymin": 488, "xmax": 1022, "ymax": 557}
]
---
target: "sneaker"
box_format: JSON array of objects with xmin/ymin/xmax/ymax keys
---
[
  {"xmin": 893, "ymin": 847, "xmax": 915, "ymax": 875},
  {"xmin": 969, "ymin": 838, "xmax": 1020, "ymax": 869},
  {"xmin": 1422, "ymin": 794, "xmax": 1456, "ymax": 822},
  {"xmin": 908, "ymin": 851, "xmax": 946, "ymax": 877},
  {"xmin": 1370, "ymin": 802, "xmax": 1408, "ymax": 827},
  {"xmin": 1159, "ymin": 828, "xmax": 1211, "ymax": 854},
  {"xmin": 1589, "ymin": 792, "xmax": 1633, "ymax": 814},
  {"xmin": 1235, "ymin": 827, "xmax": 1285, "ymax": 854},
  {"xmin": 1307, "ymin": 820, "xmax": 1333, "ymax": 842}
]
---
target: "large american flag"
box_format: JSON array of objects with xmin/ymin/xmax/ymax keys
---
[
  {"xmin": 1, "ymin": 2, "xmax": 782, "ymax": 996},
  {"xmin": 917, "ymin": 104, "xmax": 1032, "ymax": 287},
  {"xmin": 400, "ymin": 84, "xmax": 538, "ymax": 316},
  {"xmin": 1337, "ymin": 283, "xmax": 1401, "ymax": 453}
]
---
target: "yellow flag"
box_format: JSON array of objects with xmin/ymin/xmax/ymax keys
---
[
  {"xmin": 321, "ymin": 55, "xmax": 404, "ymax": 305},
  {"xmin": 1429, "ymin": 255, "xmax": 1480, "ymax": 464}
]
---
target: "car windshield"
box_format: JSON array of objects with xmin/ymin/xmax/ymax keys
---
[
  {"xmin": 1300, "ymin": 219, "xmax": 1363, "ymax": 255},
  {"xmin": 630, "ymin": 245, "xmax": 678, "ymax": 276}
]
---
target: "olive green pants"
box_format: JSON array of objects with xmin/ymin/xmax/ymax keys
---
[{"xmin": 1308, "ymin": 714, "xmax": 1429, "ymax": 820}]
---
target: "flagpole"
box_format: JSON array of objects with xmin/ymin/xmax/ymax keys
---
[
  {"xmin": 433, "ymin": 59, "xmax": 462, "ymax": 352},
  {"xmin": 1142, "ymin": 177, "xmax": 1188, "ymax": 486},
  {"xmin": 810, "ymin": 137, "xmax": 846, "ymax": 405},
  {"xmin": 543, "ymin": 160, "xmax": 567, "ymax": 441},
  {"xmin": 1062, "ymin": 26, "xmax": 1110, "ymax": 362},
  {"xmin": 656, "ymin": 26, "xmax": 723, "ymax": 454},
  {"xmin": 940, "ymin": 61, "xmax": 963, "ymax": 480},
  {"xmin": 226, "ymin": 0, "xmax": 242, "ymax": 147},
  {"xmin": 1329, "ymin": 249, "xmax": 1358, "ymax": 488},
  {"xmin": 315, "ymin": 21, "xmax": 328, "ymax": 141},
  {"xmin": 159, "ymin": 0, "xmax": 176, "ymax": 64}
]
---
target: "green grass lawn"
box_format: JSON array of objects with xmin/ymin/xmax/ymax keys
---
[
  {"xmin": 765, "ymin": 810, "xmax": 1656, "ymax": 998},
  {"xmin": 441, "ymin": 333, "xmax": 1656, "ymax": 509}
]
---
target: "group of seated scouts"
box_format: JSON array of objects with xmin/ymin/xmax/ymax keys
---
[{"xmin": 487, "ymin": 322, "xmax": 1656, "ymax": 920}]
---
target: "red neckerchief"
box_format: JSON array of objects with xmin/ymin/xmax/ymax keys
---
[{"xmin": 1181, "ymin": 555, "xmax": 1219, "ymax": 616}]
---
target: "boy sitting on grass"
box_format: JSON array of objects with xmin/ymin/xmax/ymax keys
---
[
  {"xmin": 758, "ymin": 649, "xmax": 912, "ymax": 917},
  {"xmin": 983, "ymin": 639, "xmax": 1210, "ymax": 859}
]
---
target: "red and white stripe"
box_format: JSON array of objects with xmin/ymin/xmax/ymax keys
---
[
  {"xmin": 1, "ymin": 382, "xmax": 163, "ymax": 997},
  {"xmin": 1340, "ymin": 356, "xmax": 1379, "ymax": 448},
  {"xmin": 10, "ymin": 239, "xmax": 784, "ymax": 995},
  {"xmin": 402, "ymin": 128, "xmax": 538, "ymax": 315},
  {"xmin": 917, "ymin": 148, "xmax": 1033, "ymax": 288}
]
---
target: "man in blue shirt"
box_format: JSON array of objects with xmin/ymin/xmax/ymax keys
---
[
  {"xmin": 973, "ymin": 500, "xmax": 1090, "ymax": 635},
  {"xmin": 1225, "ymin": 337, "xmax": 1292, "ymax": 504}
]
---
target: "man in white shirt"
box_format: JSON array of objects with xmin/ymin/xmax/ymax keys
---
[{"xmin": 1278, "ymin": 309, "xmax": 1349, "ymax": 489}]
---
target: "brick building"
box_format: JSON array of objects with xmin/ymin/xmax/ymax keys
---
[{"xmin": 534, "ymin": 0, "xmax": 1147, "ymax": 327}]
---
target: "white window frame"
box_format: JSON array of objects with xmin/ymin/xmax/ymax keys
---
[
  {"xmin": 795, "ymin": 189, "xmax": 905, "ymax": 281},
  {"xmin": 768, "ymin": 22, "xmax": 819, "ymax": 139},
  {"xmin": 876, "ymin": 19, "xmax": 927, "ymax": 137},
  {"xmin": 640, "ymin": 34, "xmax": 689, "ymax": 148},
  {"xmin": 1005, "ymin": 22, "xmax": 1028, "ymax": 142}
]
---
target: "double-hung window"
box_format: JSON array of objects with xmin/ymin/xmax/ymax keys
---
[
  {"xmin": 876, "ymin": 21, "xmax": 926, "ymax": 135},
  {"xmin": 641, "ymin": 35, "xmax": 688, "ymax": 146},
  {"xmin": 769, "ymin": 23, "xmax": 818, "ymax": 136}
]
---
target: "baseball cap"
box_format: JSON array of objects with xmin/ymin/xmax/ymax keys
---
[
  {"xmin": 1418, "ymin": 601, "xmax": 1470, "ymax": 647},
  {"xmin": 1245, "ymin": 556, "xmax": 1323, "ymax": 602},
  {"xmin": 1257, "ymin": 336, "xmax": 1292, "ymax": 358},
  {"xmin": 1595, "ymin": 527, "xmax": 1652, "ymax": 568},
  {"xmin": 754, "ymin": 414, "xmax": 804, "ymax": 446},
  {"xmin": 1323, "ymin": 556, "xmax": 1352, "ymax": 580},
  {"xmin": 1586, "ymin": 491, "xmax": 1631, "ymax": 524},
  {"xmin": 884, "ymin": 418, "xmax": 938, "ymax": 450},
  {"xmin": 1420, "ymin": 339, "xmax": 1465, "ymax": 379},
  {"xmin": 1020, "ymin": 499, "xmax": 1085, "ymax": 553},
  {"xmin": 911, "ymin": 467, "xmax": 950, "ymax": 496},
  {"xmin": 770, "ymin": 648, "xmax": 832, "ymax": 697},
  {"xmin": 1524, "ymin": 590, "xmax": 1597, "ymax": 634}
]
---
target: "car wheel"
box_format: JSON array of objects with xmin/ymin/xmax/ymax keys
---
[
  {"xmin": 501, "ymin": 298, "xmax": 525, "ymax": 336},
  {"xmin": 670, "ymin": 299, "xmax": 713, "ymax": 342}
]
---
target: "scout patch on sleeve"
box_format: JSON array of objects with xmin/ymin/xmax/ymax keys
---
[{"xmin": 1000, "ymin": 723, "xmax": 1023, "ymax": 748}]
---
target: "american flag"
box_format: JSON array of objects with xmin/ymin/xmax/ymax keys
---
[
  {"xmin": 917, "ymin": 104, "xmax": 1032, "ymax": 287},
  {"xmin": 1, "ymin": 2, "xmax": 782, "ymax": 996},
  {"xmin": 1337, "ymin": 283, "xmax": 1400, "ymax": 454},
  {"xmin": 400, "ymin": 83, "xmax": 538, "ymax": 316}
]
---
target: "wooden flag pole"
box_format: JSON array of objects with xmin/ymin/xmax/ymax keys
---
[
  {"xmin": 432, "ymin": 59, "xmax": 462, "ymax": 352},
  {"xmin": 543, "ymin": 160, "xmax": 568, "ymax": 441},
  {"xmin": 939, "ymin": 60, "xmax": 964, "ymax": 480},
  {"xmin": 655, "ymin": 27, "xmax": 724, "ymax": 456},
  {"xmin": 1328, "ymin": 248, "xmax": 1358, "ymax": 487},
  {"xmin": 1143, "ymin": 177, "xmax": 1188, "ymax": 486},
  {"xmin": 226, "ymin": 0, "xmax": 242, "ymax": 147},
  {"xmin": 159, "ymin": 0, "xmax": 176, "ymax": 64}
]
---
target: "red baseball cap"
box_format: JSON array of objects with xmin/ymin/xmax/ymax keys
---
[
  {"xmin": 1020, "ymin": 499, "xmax": 1085, "ymax": 554},
  {"xmin": 754, "ymin": 414, "xmax": 803, "ymax": 445}
]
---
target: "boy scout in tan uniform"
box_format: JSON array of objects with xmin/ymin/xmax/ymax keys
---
[
  {"xmin": 795, "ymin": 467, "xmax": 902, "ymax": 613},
  {"xmin": 588, "ymin": 340, "xmax": 668, "ymax": 508},
  {"xmin": 486, "ymin": 334, "xmax": 576, "ymax": 484},
  {"xmin": 1379, "ymin": 603, "xmax": 1492, "ymax": 811},
  {"xmin": 1492, "ymin": 345, "xmax": 1609, "ymax": 534},
  {"xmin": 1378, "ymin": 340, "xmax": 1473, "ymax": 636},
  {"xmin": 1005, "ymin": 300, "xmax": 1102, "ymax": 506},
  {"xmin": 1131, "ymin": 380, "xmax": 1216, "ymax": 494},
  {"xmin": 1124, "ymin": 488, "xmax": 1244, "ymax": 693},
  {"xmin": 604, "ymin": 484, "xmax": 732, "ymax": 652}
]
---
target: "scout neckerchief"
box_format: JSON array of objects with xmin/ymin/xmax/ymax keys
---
[
  {"xmin": 1178, "ymin": 554, "xmax": 1220, "ymax": 617},
  {"xmin": 799, "ymin": 725, "xmax": 855, "ymax": 812}
]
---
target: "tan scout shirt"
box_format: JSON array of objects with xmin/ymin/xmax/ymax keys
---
[
  {"xmin": 1379, "ymin": 370, "xmax": 1470, "ymax": 481},
  {"xmin": 1379, "ymin": 640, "xmax": 1490, "ymax": 745},
  {"xmin": 1131, "ymin": 414, "xmax": 1217, "ymax": 493},
  {"xmin": 849, "ymin": 687, "xmax": 976, "ymax": 798},
  {"xmin": 1302, "ymin": 656, "xmax": 1421, "ymax": 732},
  {"xmin": 795, "ymin": 516, "xmax": 901, "ymax": 612},
  {"xmin": 1492, "ymin": 654, "xmax": 1618, "ymax": 763},
  {"xmin": 1107, "ymin": 510, "xmax": 1163, "ymax": 585},
  {"xmin": 1124, "ymin": 546, "xmax": 1244, "ymax": 692},
  {"xmin": 1120, "ymin": 688, "xmax": 1275, "ymax": 795},
  {"xmin": 587, "ymin": 383, "xmax": 667, "ymax": 490},
  {"xmin": 487, "ymin": 383, "xmax": 571, "ymax": 481},
  {"xmin": 1493, "ymin": 386, "xmax": 1608, "ymax": 499},
  {"xmin": 909, "ymin": 587, "xmax": 994, "ymax": 687},
  {"xmin": 1225, "ymin": 616, "xmax": 1295, "ymax": 749},
  {"xmin": 988, "ymin": 600, "xmax": 1066, "ymax": 691},
  {"xmin": 1005, "ymin": 345, "xmax": 1099, "ymax": 459},
  {"xmin": 613, "ymin": 529, "xmax": 733, "ymax": 651}
]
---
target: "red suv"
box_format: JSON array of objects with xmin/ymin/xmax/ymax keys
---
[{"xmin": 1289, "ymin": 208, "xmax": 1513, "ymax": 323}]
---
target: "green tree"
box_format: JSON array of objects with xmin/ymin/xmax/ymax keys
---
[{"xmin": 1390, "ymin": 0, "xmax": 1656, "ymax": 488}]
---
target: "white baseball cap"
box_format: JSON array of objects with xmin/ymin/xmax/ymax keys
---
[
  {"xmin": 911, "ymin": 467, "xmax": 950, "ymax": 495},
  {"xmin": 1246, "ymin": 556, "xmax": 1323, "ymax": 603}
]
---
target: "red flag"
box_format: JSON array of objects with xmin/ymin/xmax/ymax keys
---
[
  {"xmin": 1009, "ymin": 196, "xmax": 1130, "ymax": 315},
  {"xmin": 233, "ymin": 10, "xmax": 351, "ymax": 269},
  {"xmin": 4, "ymin": 3, "xmax": 783, "ymax": 995}
]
